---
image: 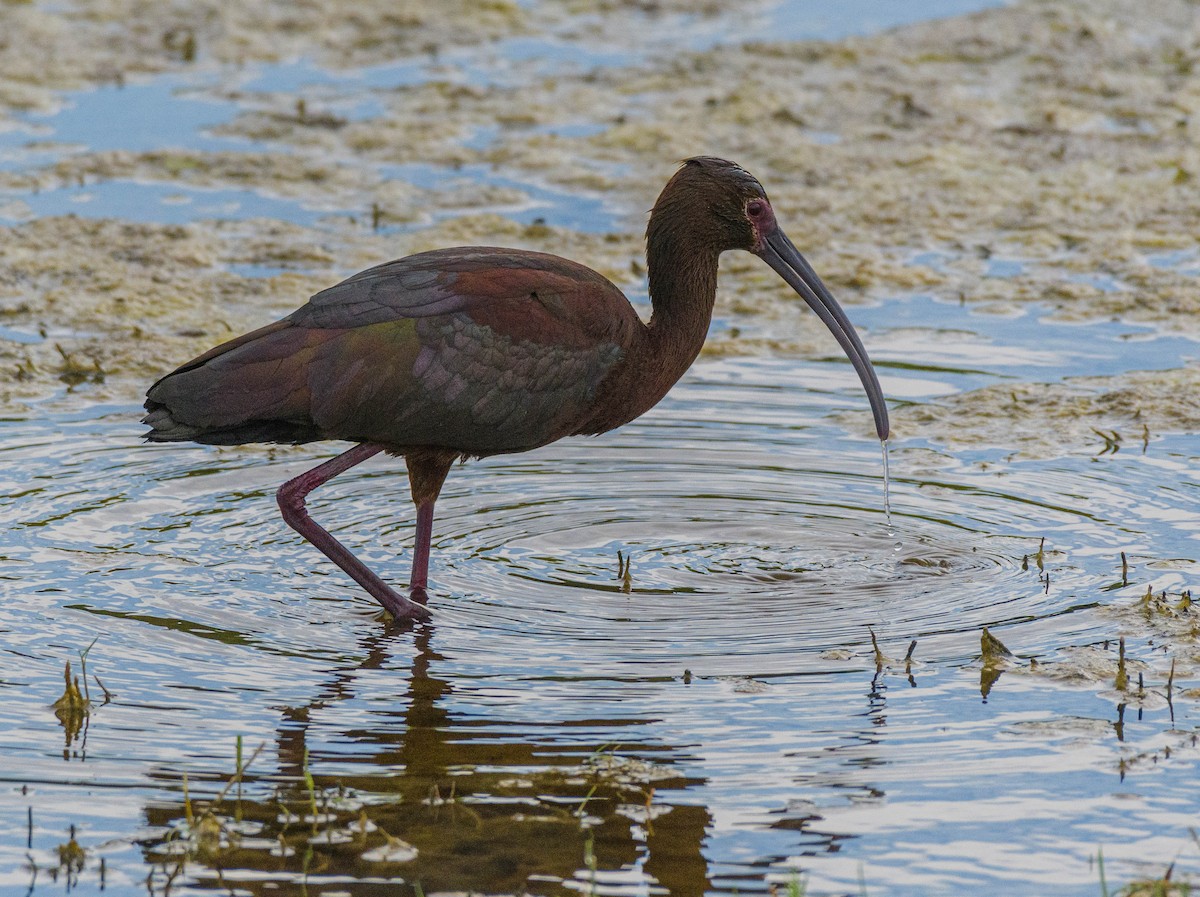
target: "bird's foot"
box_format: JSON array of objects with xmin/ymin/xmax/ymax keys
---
[{"xmin": 374, "ymin": 584, "xmax": 432, "ymax": 622}]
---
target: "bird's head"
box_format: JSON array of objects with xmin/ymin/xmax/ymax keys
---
[
  {"xmin": 651, "ymin": 156, "xmax": 776, "ymax": 254},
  {"xmin": 650, "ymin": 156, "xmax": 890, "ymax": 441}
]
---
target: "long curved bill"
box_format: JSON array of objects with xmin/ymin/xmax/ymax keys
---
[{"xmin": 757, "ymin": 228, "xmax": 890, "ymax": 441}]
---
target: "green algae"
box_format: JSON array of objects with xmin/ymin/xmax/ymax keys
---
[
  {"xmin": 0, "ymin": 210, "xmax": 650, "ymax": 413},
  {"xmin": 0, "ymin": 215, "xmax": 329, "ymax": 411}
]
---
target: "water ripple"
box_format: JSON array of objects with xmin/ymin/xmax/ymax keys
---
[{"xmin": 1, "ymin": 357, "xmax": 1198, "ymax": 896}]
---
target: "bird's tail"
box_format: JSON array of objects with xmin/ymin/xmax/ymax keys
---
[{"xmin": 143, "ymin": 320, "xmax": 323, "ymax": 445}]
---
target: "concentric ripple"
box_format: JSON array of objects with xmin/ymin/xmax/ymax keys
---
[
  {"xmin": 421, "ymin": 451, "xmax": 1035, "ymax": 663},
  {"xmin": 6, "ymin": 358, "xmax": 1178, "ymax": 685},
  {"xmin": 113, "ymin": 356, "xmax": 1094, "ymax": 678}
]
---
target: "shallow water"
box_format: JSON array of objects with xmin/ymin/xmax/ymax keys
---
[
  {"xmin": 2, "ymin": 1, "xmax": 1199, "ymax": 895},
  {"xmin": 3, "ymin": 355, "xmax": 1198, "ymax": 895}
]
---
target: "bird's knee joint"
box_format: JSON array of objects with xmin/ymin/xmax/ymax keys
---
[{"xmin": 276, "ymin": 483, "xmax": 308, "ymax": 522}]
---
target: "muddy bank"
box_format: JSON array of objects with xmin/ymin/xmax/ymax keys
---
[
  {"xmin": 0, "ymin": 0, "xmax": 533, "ymax": 111},
  {"xmin": 0, "ymin": 0, "xmax": 758, "ymax": 113},
  {"xmin": 2, "ymin": 0, "xmax": 1199, "ymax": 447},
  {"xmin": 11, "ymin": 0, "xmax": 1199, "ymax": 328},
  {"xmin": 894, "ymin": 363, "xmax": 1200, "ymax": 455}
]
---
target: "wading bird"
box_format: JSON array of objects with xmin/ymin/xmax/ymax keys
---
[{"xmin": 145, "ymin": 157, "xmax": 889, "ymax": 621}]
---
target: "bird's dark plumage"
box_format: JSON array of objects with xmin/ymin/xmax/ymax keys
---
[{"xmin": 145, "ymin": 248, "xmax": 638, "ymax": 453}]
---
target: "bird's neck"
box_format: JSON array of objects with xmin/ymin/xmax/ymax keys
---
[
  {"xmin": 645, "ymin": 227, "xmax": 720, "ymax": 379},
  {"xmin": 574, "ymin": 200, "xmax": 722, "ymax": 436}
]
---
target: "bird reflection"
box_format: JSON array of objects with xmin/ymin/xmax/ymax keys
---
[{"xmin": 139, "ymin": 619, "xmax": 713, "ymax": 895}]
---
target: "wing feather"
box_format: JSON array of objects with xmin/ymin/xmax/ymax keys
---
[{"xmin": 145, "ymin": 247, "xmax": 640, "ymax": 453}]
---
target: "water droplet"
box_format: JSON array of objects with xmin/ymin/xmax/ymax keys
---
[{"xmin": 881, "ymin": 438, "xmax": 893, "ymax": 529}]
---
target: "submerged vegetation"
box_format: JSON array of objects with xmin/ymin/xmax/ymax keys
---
[{"xmin": 132, "ymin": 736, "xmax": 676, "ymax": 895}]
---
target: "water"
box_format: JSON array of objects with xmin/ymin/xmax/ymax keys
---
[
  {"xmin": 882, "ymin": 439, "xmax": 892, "ymax": 533},
  {"xmin": 3, "ymin": 0, "xmax": 1200, "ymax": 895},
  {"xmin": 2, "ymin": 358, "xmax": 1197, "ymax": 895}
]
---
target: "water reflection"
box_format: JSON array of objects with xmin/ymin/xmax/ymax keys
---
[
  {"xmin": 139, "ymin": 624, "xmax": 713, "ymax": 895},
  {"xmin": 131, "ymin": 617, "xmax": 958, "ymax": 895}
]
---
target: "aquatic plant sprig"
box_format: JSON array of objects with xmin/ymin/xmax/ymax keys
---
[
  {"xmin": 616, "ymin": 550, "xmax": 632, "ymax": 592},
  {"xmin": 52, "ymin": 641, "xmax": 110, "ymax": 756}
]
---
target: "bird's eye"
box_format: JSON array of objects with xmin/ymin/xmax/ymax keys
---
[{"xmin": 747, "ymin": 200, "xmax": 765, "ymax": 217}]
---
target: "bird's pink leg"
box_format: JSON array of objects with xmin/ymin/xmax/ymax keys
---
[
  {"xmin": 404, "ymin": 450, "xmax": 455, "ymax": 598},
  {"xmin": 410, "ymin": 500, "xmax": 436, "ymax": 592},
  {"xmin": 277, "ymin": 442, "xmax": 431, "ymax": 621}
]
